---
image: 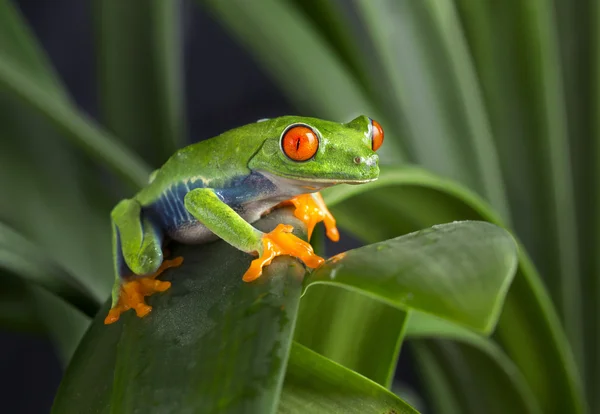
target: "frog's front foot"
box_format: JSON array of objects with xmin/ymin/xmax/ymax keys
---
[
  {"xmin": 242, "ymin": 223, "xmax": 324, "ymax": 282},
  {"xmin": 281, "ymin": 192, "xmax": 339, "ymax": 242},
  {"xmin": 104, "ymin": 256, "xmax": 183, "ymax": 324}
]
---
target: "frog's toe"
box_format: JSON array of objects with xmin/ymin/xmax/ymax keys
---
[
  {"xmin": 284, "ymin": 192, "xmax": 339, "ymax": 241},
  {"xmin": 103, "ymin": 256, "xmax": 182, "ymax": 324},
  {"xmin": 134, "ymin": 303, "xmax": 152, "ymax": 318},
  {"xmin": 104, "ymin": 307, "xmax": 123, "ymax": 324},
  {"xmin": 242, "ymin": 223, "xmax": 325, "ymax": 282}
]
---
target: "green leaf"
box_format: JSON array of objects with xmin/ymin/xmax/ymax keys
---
[
  {"xmin": 407, "ymin": 312, "xmax": 541, "ymax": 414},
  {"xmin": 410, "ymin": 342, "xmax": 463, "ymax": 414},
  {"xmin": 0, "ymin": 56, "xmax": 150, "ymax": 189},
  {"xmin": 28, "ymin": 287, "xmax": 90, "ymax": 364},
  {"xmin": 279, "ymin": 342, "xmax": 418, "ymax": 413},
  {"xmin": 295, "ymin": 287, "xmax": 407, "ymax": 387},
  {"xmin": 306, "ymin": 221, "xmax": 517, "ymax": 334},
  {"xmin": 53, "ymin": 209, "xmax": 307, "ymax": 413},
  {"xmin": 321, "ymin": 166, "xmax": 584, "ymax": 414},
  {"xmin": 353, "ymin": 0, "xmax": 509, "ymax": 220},
  {"xmin": 197, "ymin": 0, "xmax": 406, "ymax": 163},
  {"xmin": 0, "ymin": 221, "xmax": 99, "ymax": 317},
  {"xmin": 296, "ymin": 219, "xmax": 517, "ymax": 388},
  {"xmin": 95, "ymin": 0, "xmax": 185, "ymax": 166},
  {"xmin": 453, "ymin": 0, "xmax": 582, "ymax": 373},
  {"xmin": 0, "ymin": 0, "xmax": 116, "ymax": 300}
]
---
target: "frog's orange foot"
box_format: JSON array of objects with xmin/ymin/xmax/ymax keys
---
[
  {"xmin": 282, "ymin": 192, "xmax": 339, "ymax": 242},
  {"xmin": 242, "ymin": 223, "xmax": 325, "ymax": 282},
  {"xmin": 104, "ymin": 256, "xmax": 183, "ymax": 324}
]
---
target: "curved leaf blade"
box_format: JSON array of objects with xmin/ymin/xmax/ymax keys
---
[
  {"xmin": 95, "ymin": 0, "xmax": 185, "ymax": 165},
  {"xmin": 280, "ymin": 342, "xmax": 418, "ymax": 413},
  {"xmin": 295, "ymin": 286, "xmax": 407, "ymax": 387},
  {"xmin": 407, "ymin": 312, "xmax": 542, "ymax": 414},
  {"xmin": 0, "ymin": 221, "xmax": 99, "ymax": 317},
  {"xmin": 322, "ymin": 165, "xmax": 584, "ymax": 414},
  {"xmin": 0, "ymin": 56, "xmax": 150, "ymax": 188},
  {"xmin": 306, "ymin": 221, "xmax": 517, "ymax": 334}
]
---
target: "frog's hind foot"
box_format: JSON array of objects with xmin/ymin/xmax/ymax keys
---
[{"xmin": 104, "ymin": 256, "xmax": 183, "ymax": 324}]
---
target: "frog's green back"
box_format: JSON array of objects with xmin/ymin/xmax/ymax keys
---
[{"xmin": 135, "ymin": 120, "xmax": 280, "ymax": 205}]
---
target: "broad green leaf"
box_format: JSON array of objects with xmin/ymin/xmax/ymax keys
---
[
  {"xmin": 454, "ymin": 0, "xmax": 582, "ymax": 373},
  {"xmin": 53, "ymin": 210, "xmax": 307, "ymax": 413},
  {"xmin": 279, "ymin": 342, "xmax": 418, "ymax": 413},
  {"xmin": 198, "ymin": 0, "xmax": 406, "ymax": 164},
  {"xmin": 95, "ymin": 0, "xmax": 184, "ymax": 166},
  {"xmin": 296, "ymin": 220, "xmax": 517, "ymax": 387},
  {"xmin": 306, "ymin": 221, "xmax": 517, "ymax": 334},
  {"xmin": 320, "ymin": 166, "xmax": 583, "ymax": 414},
  {"xmin": 407, "ymin": 312, "xmax": 541, "ymax": 414}
]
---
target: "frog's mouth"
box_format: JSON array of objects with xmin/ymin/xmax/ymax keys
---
[{"xmin": 260, "ymin": 171, "xmax": 377, "ymax": 192}]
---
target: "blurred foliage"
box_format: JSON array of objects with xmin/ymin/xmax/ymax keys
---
[{"xmin": 0, "ymin": 0, "xmax": 595, "ymax": 412}]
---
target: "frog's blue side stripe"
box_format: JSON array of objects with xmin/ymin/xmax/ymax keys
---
[{"xmin": 144, "ymin": 172, "xmax": 277, "ymax": 232}]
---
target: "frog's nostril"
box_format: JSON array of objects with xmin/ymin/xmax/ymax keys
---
[
  {"xmin": 365, "ymin": 154, "xmax": 379, "ymax": 167},
  {"xmin": 354, "ymin": 156, "xmax": 364, "ymax": 165}
]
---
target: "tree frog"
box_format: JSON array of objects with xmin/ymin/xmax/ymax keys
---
[{"xmin": 104, "ymin": 115, "xmax": 383, "ymax": 324}]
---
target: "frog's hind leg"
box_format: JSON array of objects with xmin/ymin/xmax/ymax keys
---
[{"xmin": 104, "ymin": 199, "xmax": 182, "ymax": 324}]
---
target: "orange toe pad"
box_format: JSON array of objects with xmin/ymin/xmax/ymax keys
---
[
  {"xmin": 281, "ymin": 192, "xmax": 339, "ymax": 242},
  {"xmin": 104, "ymin": 256, "xmax": 182, "ymax": 324},
  {"xmin": 242, "ymin": 223, "xmax": 325, "ymax": 282}
]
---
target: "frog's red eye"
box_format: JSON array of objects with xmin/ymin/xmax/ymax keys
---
[
  {"xmin": 281, "ymin": 125, "xmax": 319, "ymax": 161},
  {"xmin": 371, "ymin": 119, "xmax": 384, "ymax": 151}
]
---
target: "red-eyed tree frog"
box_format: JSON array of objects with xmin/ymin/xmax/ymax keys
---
[{"xmin": 104, "ymin": 115, "xmax": 383, "ymax": 324}]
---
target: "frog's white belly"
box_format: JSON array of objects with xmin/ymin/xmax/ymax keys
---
[{"xmin": 167, "ymin": 198, "xmax": 280, "ymax": 244}]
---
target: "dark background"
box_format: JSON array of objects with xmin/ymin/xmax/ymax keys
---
[{"xmin": 0, "ymin": 1, "xmax": 417, "ymax": 412}]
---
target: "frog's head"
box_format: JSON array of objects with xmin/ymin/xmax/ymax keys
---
[{"xmin": 248, "ymin": 115, "xmax": 382, "ymax": 189}]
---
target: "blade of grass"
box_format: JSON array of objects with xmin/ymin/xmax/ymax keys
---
[{"xmin": 95, "ymin": 0, "xmax": 185, "ymax": 166}]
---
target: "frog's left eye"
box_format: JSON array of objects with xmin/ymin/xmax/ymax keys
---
[
  {"xmin": 370, "ymin": 119, "xmax": 384, "ymax": 151},
  {"xmin": 281, "ymin": 125, "xmax": 319, "ymax": 161}
]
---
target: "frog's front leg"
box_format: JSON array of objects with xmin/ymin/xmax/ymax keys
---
[
  {"xmin": 279, "ymin": 192, "xmax": 339, "ymax": 242},
  {"xmin": 104, "ymin": 199, "xmax": 182, "ymax": 324},
  {"xmin": 184, "ymin": 188, "xmax": 324, "ymax": 282}
]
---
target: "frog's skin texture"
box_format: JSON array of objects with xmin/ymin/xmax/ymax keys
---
[{"xmin": 105, "ymin": 115, "xmax": 382, "ymax": 324}]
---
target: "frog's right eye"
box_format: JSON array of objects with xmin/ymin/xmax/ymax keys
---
[
  {"xmin": 370, "ymin": 119, "xmax": 384, "ymax": 151},
  {"xmin": 281, "ymin": 124, "xmax": 319, "ymax": 161}
]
